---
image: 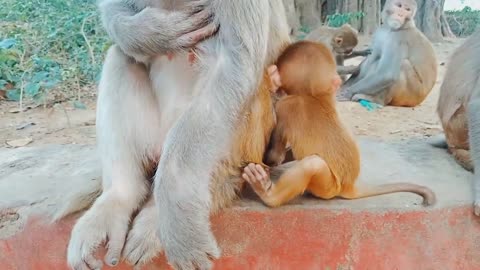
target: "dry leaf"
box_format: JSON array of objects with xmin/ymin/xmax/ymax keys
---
[
  {"xmin": 6, "ymin": 137, "xmax": 33, "ymax": 148},
  {"xmin": 8, "ymin": 108, "xmax": 27, "ymax": 113},
  {"xmin": 8, "ymin": 105, "xmax": 39, "ymax": 113},
  {"xmin": 16, "ymin": 122, "xmax": 36, "ymax": 130}
]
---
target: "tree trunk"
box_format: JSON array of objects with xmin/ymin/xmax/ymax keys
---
[
  {"xmin": 282, "ymin": 0, "xmax": 301, "ymax": 35},
  {"xmin": 360, "ymin": 0, "xmax": 381, "ymax": 35},
  {"xmin": 284, "ymin": 0, "xmax": 455, "ymax": 41},
  {"xmin": 296, "ymin": 0, "xmax": 323, "ymax": 30},
  {"xmin": 414, "ymin": 0, "xmax": 455, "ymax": 41}
]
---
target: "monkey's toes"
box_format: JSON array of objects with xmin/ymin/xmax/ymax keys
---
[{"xmin": 474, "ymin": 202, "xmax": 480, "ymax": 216}]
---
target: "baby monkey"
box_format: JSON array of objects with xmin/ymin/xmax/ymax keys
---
[{"xmin": 242, "ymin": 41, "xmax": 436, "ymax": 207}]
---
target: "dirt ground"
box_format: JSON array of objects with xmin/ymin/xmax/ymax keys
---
[{"xmin": 0, "ymin": 36, "xmax": 466, "ymax": 149}]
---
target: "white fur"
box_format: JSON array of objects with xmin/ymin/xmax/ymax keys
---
[{"xmin": 65, "ymin": 0, "xmax": 291, "ymax": 269}]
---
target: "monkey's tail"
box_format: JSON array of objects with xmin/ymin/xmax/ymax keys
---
[
  {"xmin": 50, "ymin": 178, "xmax": 102, "ymax": 223},
  {"xmin": 427, "ymin": 133, "xmax": 448, "ymax": 149},
  {"xmin": 339, "ymin": 183, "xmax": 437, "ymax": 206}
]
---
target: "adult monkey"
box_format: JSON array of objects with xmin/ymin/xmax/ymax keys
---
[
  {"xmin": 435, "ymin": 29, "xmax": 480, "ymax": 215},
  {"xmin": 338, "ymin": 0, "xmax": 437, "ymax": 107},
  {"xmin": 63, "ymin": 1, "xmax": 291, "ymax": 270}
]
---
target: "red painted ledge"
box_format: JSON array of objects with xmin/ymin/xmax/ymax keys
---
[{"xmin": 1, "ymin": 205, "xmax": 480, "ymax": 270}]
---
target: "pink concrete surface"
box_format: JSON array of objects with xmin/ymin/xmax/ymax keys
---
[{"xmin": 1, "ymin": 205, "xmax": 480, "ymax": 270}]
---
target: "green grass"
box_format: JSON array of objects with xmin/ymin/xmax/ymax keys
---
[
  {"xmin": 446, "ymin": 7, "xmax": 480, "ymax": 37},
  {"xmin": 0, "ymin": 0, "xmax": 110, "ymax": 105},
  {"xmin": 0, "ymin": 1, "xmax": 478, "ymax": 106}
]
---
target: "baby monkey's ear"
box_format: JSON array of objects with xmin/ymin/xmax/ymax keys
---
[{"xmin": 267, "ymin": 65, "xmax": 282, "ymax": 93}]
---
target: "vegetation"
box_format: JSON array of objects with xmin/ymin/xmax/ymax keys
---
[
  {"xmin": 297, "ymin": 12, "xmax": 365, "ymax": 39},
  {"xmin": 326, "ymin": 12, "xmax": 365, "ymax": 28},
  {"xmin": 0, "ymin": 0, "xmax": 109, "ymax": 106},
  {"xmin": 0, "ymin": 0, "xmax": 478, "ymax": 106},
  {"xmin": 446, "ymin": 7, "xmax": 480, "ymax": 37}
]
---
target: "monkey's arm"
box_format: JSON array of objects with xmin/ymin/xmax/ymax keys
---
[
  {"xmin": 264, "ymin": 126, "xmax": 288, "ymax": 166},
  {"xmin": 337, "ymin": 65, "xmax": 360, "ymax": 75},
  {"xmin": 467, "ymin": 78, "xmax": 480, "ymax": 215},
  {"xmin": 154, "ymin": 2, "xmax": 272, "ymax": 268},
  {"xmin": 347, "ymin": 42, "xmax": 405, "ymax": 96},
  {"xmin": 99, "ymin": 0, "xmax": 216, "ymax": 60},
  {"xmin": 344, "ymin": 49, "xmax": 372, "ymax": 59}
]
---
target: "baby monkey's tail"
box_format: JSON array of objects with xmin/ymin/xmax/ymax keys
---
[{"xmin": 339, "ymin": 182, "xmax": 437, "ymax": 206}]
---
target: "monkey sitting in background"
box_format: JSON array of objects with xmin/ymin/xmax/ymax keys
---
[
  {"xmin": 339, "ymin": 0, "xmax": 437, "ymax": 107},
  {"xmin": 305, "ymin": 24, "xmax": 370, "ymax": 77},
  {"xmin": 242, "ymin": 40, "xmax": 436, "ymax": 207}
]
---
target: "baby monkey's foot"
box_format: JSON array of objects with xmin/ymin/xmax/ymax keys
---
[{"xmin": 242, "ymin": 163, "xmax": 273, "ymax": 197}]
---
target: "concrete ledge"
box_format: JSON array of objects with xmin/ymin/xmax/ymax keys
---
[{"xmin": 1, "ymin": 138, "xmax": 479, "ymax": 269}]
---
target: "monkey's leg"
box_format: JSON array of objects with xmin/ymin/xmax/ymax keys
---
[
  {"xmin": 444, "ymin": 106, "xmax": 472, "ymax": 171},
  {"xmin": 389, "ymin": 61, "xmax": 426, "ymax": 107},
  {"xmin": 154, "ymin": 2, "xmax": 273, "ymax": 268},
  {"xmin": 68, "ymin": 46, "xmax": 153, "ymax": 270},
  {"xmin": 243, "ymin": 156, "xmax": 338, "ymax": 207},
  {"xmin": 449, "ymin": 148, "xmax": 474, "ymax": 171},
  {"xmin": 467, "ymin": 78, "xmax": 480, "ymax": 215}
]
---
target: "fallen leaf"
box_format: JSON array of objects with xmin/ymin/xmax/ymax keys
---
[
  {"xmin": 8, "ymin": 108, "xmax": 26, "ymax": 113},
  {"xmin": 83, "ymin": 120, "xmax": 95, "ymax": 126},
  {"xmin": 8, "ymin": 105, "xmax": 37, "ymax": 113},
  {"xmin": 16, "ymin": 122, "xmax": 36, "ymax": 130},
  {"xmin": 6, "ymin": 137, "xmax": 33, "ymax": 147}
]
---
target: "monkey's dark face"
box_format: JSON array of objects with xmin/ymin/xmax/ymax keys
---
[
  {"xmin": 333, "ymin": 32, "xmax": 358, "ymax": 56},
  {"xmin": 336, "ymin": 46, "xmax": 355, "ymax": 56},
  {"xmin": 385, "ymin": 0, "xmax": 416, "ymax": 30}
]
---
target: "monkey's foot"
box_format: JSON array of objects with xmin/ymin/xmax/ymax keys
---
[
  {"xmin": 336, "ymin": 88, "xmax": 354, "ymax": 101},
  {"xmin": 123, "ymin": 201, "xmax": 162, "ymax": 268},
  {"xmin": 67, "ymin": 197, "xmax": 130, "ymax": 270},
  {"xmin": 352, "ymin": 94, "xmax": 384, "ymax": 111},
  {"xmin": 242, "ymin": 163, "xmax": 273, "ymax": 197}
]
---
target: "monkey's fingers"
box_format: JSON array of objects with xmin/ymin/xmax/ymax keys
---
[
  {"xmin": 178, "ymin": 22, "xmax": 219, "ymax": 49},
  {"xmin": 104, "ymin": 222, "xmax": 129, "ymax": 267},
  {"xmin": 242, "ymin": 165, "xmax": 257, "ymax": 183},
  {"xmin": 186, "ymin": 0, "xmax": 210, "ymax": 15},
  {"xmin": 474, "ymin": 202, "xmax": 480, "ymax": 217},
  {"xmin": 84, "ymin": 255, "xmax": 103, "ymax": 270}
]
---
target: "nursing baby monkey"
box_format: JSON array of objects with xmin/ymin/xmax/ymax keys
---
[{"xmin": 243, "ymin": 41, "xmax": 436, "ymax": 207}]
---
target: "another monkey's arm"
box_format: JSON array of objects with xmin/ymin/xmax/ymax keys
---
[
  {"xmin": 154, "ymin": 1, "xmax": 273, "ymax": 268},
  {"xmin": 347, "ymin": 42, "xmax": 405, "ymax": 96},
  {"xmin": 344, "ymin": 49, "xmax": 372, "ymax": 59},
  {"xmin": 99, "ymin": 0, "xmax": 216, "ymax": 60},
  {"xmin": 264, "ymin": 126, "xmax": 288, "ymax": 166},
  {"xmin": 337, "ymin": 65, "xmax": 360, "ymax": 75},
  {"xmin": 468, "ymin": 78, "xmax": 480, "ymax": 215}
]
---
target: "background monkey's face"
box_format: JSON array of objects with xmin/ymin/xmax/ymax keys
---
[{"xmin": 385, "ymin": 0, "xmax": 416, "ymax": 30}]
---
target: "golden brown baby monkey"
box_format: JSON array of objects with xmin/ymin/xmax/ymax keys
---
[{"xmin": 242, "ymin": 40, "xmax": 436, "ymax": 207}]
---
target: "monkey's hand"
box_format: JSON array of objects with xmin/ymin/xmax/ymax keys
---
[{"xmin": 103, "ymin": 0, "xmax": 218, "ymax": 60}]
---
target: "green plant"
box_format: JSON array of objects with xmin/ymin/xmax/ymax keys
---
[
  {"xmin": 296, "ymin": 12, "xmax": 365, "ymax": 40},
  {"xmin": 0, "ymin": 0, "xmax": 110, "ymax": 105},
  {"xmin": 446, "ymin": 6, "xmax": 480, "ymax": 37},
  {"xmin": 326, "ymin": 12, "xmax": 365, "ymax": 27}
]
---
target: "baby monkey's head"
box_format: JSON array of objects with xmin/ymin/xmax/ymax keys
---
[{"xmin": 269, "ymin": 40, "xmax": 341, "ymax": 97}]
